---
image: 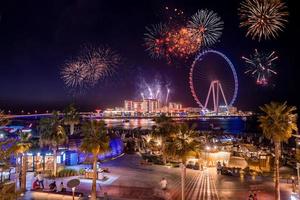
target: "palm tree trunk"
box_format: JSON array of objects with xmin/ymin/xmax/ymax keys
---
[
  {"xmin": 274, "ymin": 142, "xmax": 281, "ymax": 200},
  {"xmin": 181, "ymin": 163, "xmax": 186, "ymax": 200},
  {"xmin": 21, "ymin": 154, "xmax": 27, "ymax": 192},
  {"xmin": 53, "ymin": 149, "xmax": 57, "ymax": 177},
  {"xmin": 70, "ymin": 123, "xmax": 74, "ymax": 135},
  {"xmin": 91, "ymin": 154, "xmax": 98, "ymax": 200}
]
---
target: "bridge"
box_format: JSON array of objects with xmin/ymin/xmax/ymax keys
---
[{"xmin": 6, "ymin": 112, "xmax": 252, "ymax": 120}]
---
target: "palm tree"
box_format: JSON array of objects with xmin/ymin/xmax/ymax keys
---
[
  {"xmin": 0, "ymin": 110, "xmax": 9, "ymax": 126},
  {"xmin": 63, "ymin": 104, "xmax": 80, "ymax": 135},
  {"xmin": 152, "ymin": 115, "xmax": 176, "ymax": 164},
  {"xmin": 165, "ymin": 123, "xmax": 200, "ymax": 200},
  {"xmin": 259, "ymin": 102, "xmax": 298, "ymax": 200},
  {"xmin": 38, "ymin": 111, "xmax": 67, "ymax": 176},
  {"xmin": 0, "ymin": 139, "xmax": 20, "ymax": 199},
  {"xmin": 80, "ymin": 120, "xmax": 110, "ymax": 200},
  {"xmin": 15, "ymin": 132, "xmax": 32, "ymax": 192}
]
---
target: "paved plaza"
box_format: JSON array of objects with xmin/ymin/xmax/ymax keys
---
[{"xmin": 22, "ymin": 154, "xmax": 294, "ymax": 200}]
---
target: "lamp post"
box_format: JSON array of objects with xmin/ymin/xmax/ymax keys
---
[
  {"xmin": 206, "ymin": 146, "xmax": 210, "ymax": 167},
  {"xmin": 297, "ymin": 163, "xmax": 300, "ymax": 196},
  {"xmin": 72, "ymin": 187, "xmax": 75, "ymax": 200}
]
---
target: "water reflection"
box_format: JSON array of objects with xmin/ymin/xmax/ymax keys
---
[{"xmin": 100, "ymin": 117, "xmax": 256, "ymax": 134}]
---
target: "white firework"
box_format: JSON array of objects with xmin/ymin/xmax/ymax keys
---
[
  {"xmin": 188, "ymin": 9, "xmax": 224, "ymax": 47},
  {"xmin": 61, "ymin": 60, "xmax": 88, "ymax": 89},
  {"xmin": 61, "ymin": 45, "xmax": 121, "ymax": 93}
]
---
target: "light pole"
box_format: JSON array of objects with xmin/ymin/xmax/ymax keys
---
[
  {"xmin": 206, "ymin": 146, "xmax": 210, "ymax": 167},
  {"xmin": 297, "ymin": 163, "xmax": 300, "ymax": 196},
  {"xmin": 72, "ymin": 187, "xmax": 75, "ymax": 200}
]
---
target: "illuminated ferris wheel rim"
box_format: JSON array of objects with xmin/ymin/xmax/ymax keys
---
[{"xmin": 189, "ymin": 49, "xmax": 238, "ymax": 109}]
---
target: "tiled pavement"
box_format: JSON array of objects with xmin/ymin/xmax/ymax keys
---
[{"xmin": 20, "ymin": 154, "xmax": 294, "ymax": 200}]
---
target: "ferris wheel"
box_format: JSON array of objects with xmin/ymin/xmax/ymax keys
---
[{"xmin": 189, "ymin": 50, "xmax": 238, "ymax": 113}]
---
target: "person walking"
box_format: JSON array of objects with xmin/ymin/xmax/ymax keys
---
[
  {"xmin": 18, "ymin": 171, "xmax": 22, "ymax": 188},
  {"xmin": 217, "ymin": 161, "xmax": 222, "ymax": 174},
  {"xmin": 160, "ymin": 177, "xmax": 167, "ymax": 190},
  {"xmin": 248, "ymin": 190, "xmax": 254, "ymax": 200},
  {"xmin": 37, "ymin": 172, "xmax": 44, "ymax": 189}
]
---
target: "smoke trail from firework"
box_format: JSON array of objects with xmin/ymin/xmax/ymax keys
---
[
  {"xmin": 165, "ymin": 88, "xmax": 170, "ymax": 104},
  {"xmin": 155, "ymin": 89, "xmax": 160, "ymax": 99},
  {"xmin": 137, "ymin": 77, "xmax": 172, "ymax": 105},
  {"xmin": 141, "ymin": 92, "xmax": 145, "ymax": 100},
  {"xmin": 147, "ymin": 86, "xmax": 153, "ymax": 99}
]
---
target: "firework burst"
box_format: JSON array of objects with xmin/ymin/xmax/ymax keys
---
[
  {"xmin": 242, "ymin": 49, "xmax": 278, "ymax": 85},
  {"xmin": 188, "ymin": 9, "xmax": 224, "ymax": 47},
  {"xmin": 144, "ymin": 23, "xmax": 169, "ymax": 59},
  {"xmin": 82, "ymin": 45, "xmax": 121, "ymax": 86},
  {"xmin": 166, "ymin": 27, "xmax": 201, "ymax": 58},
  {"xmin": 61, "ymin": 60, "xmax": 88, "ymax": 90},
  {"xmin": 239, "ymin": 0, "xmax": 288, "ymax": 41},
  {"xmin": 144, "ymin": 9, "xmax": 224, "ymax": 61},
  {"xmin": 61, "ymin": 45, "xmax": 121, "ymax": 93}
]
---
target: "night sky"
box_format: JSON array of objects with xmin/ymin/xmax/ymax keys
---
[{"xmin": 0, "ymin": 0, "xmax": 299, "ymax": 112}]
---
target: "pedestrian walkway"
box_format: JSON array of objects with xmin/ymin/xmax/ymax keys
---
[{"xmin": 169, "ymin": 169, "xmax": 219, "ymax": 200}]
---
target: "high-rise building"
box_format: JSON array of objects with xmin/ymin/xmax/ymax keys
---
[
  {"xmin": 124, "ymin": 100, "xmax": 133, "ymax": 111},
  {"xmin": 132, "ymin": 100, "xmax": 143, "ymax": 112},
  {"xmin": 168, "ymin": 102, "xmax": 182, "ymax": 110},
  {"xmin": 142, "ymin": 99, "xmax": 160, "ymax": 113}
]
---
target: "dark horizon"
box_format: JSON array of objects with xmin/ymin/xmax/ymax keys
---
[{"xmin": 0, "ymin": 0, "xmax": 299, "ymax": 113}]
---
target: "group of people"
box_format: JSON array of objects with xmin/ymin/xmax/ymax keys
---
[
  {"xmin": 216, "ymin": 161, "xmax": 226, "ymax": 175},
  {"xmin": 248, "ymin": 191, "xmax": 258, "ymax": 200},
  {"xmin": 32, "ymin": 172, "xmax": 44, "ymax": 190},
  {"xmin": 32, "ymin": 172, "xmax": 66, "ymax": 193}
]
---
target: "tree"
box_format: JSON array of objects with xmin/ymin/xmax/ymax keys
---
[
  {"xmin": 15, "ymin": 132, "xmax": 32, "ymax": 192},
  {"xmin": 63, "ymin": 104, "xmax": 80, "ymax": 135},
  {"xmin": 259, "ymin": 102, "xmax": 298, "ymax": 200},
  {"xmin": 0, "ymin": 111, "xmax": 9, "ymax": 127},
  {"xmin": 0, "ymin": 139, "xmax": 20, "ymax": 199},
  {"xmin": 152, "ymin": 115, "xmax": 176, "ymax": 164},
  {"xmin": 80, "ymin": 120, "xmax": 110, "ymax": 200},
  {"xmin": 38, "ymin": 111, "xmax": 67, "ymax": 176},
  {"xmin": 165, "ymin": 123, "xmax": 200, "ymax": 200}
]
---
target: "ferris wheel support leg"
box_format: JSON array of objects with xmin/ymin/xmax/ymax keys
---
[
  {"xmin": 204, "ymin": 82, "xmax": 213, "ymax": 110},
  {"xmin": 219, "ymin": 83, "xmax": 229, "ymax": 111},
  {"xmin": 212, "ymin": 82, "xmax": 216, "ymax": 113},
  {"xmin": 216, "ymin": 81, "xmax": 220, "ymax": 115}
]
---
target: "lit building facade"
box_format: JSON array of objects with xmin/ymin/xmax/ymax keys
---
[{"xmin": 142, "ymin": 99, "xmax": 160, "ymax": 113}]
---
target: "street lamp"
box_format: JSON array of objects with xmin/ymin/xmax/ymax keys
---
[
  {"xmin": 205, "ymin": 146, "xmax": 210, "ymax": 167},
  {"xmin": 72, "ymin": 187, "xmax": 75, "ymax": 200},
  {"xmin": 297, "ymin": 163, "xmax": 300, "ymax": 195}
]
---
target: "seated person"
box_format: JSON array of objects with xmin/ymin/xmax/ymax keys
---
[
  {"xmin": 98, "ymin": 172, "xmax": 104, "ymax": 180},
  {"xmin": 32, "ymin": 179, "xmax": 40, "ymax": 190},
  {"xmin": 103, "ymin": 168, "xmax": 109, "ymax": 173},
  {"xmin": 49, "ymin": 181, "xmax": 57, "ymax": 192},
  {"xmin": 57, "ymin": 182, "xmax": 66, "ymax": 192}
]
